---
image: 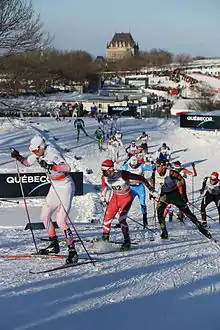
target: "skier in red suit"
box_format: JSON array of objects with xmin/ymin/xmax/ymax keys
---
[{"xmin": 100, "ymin": 159, "xmax": 157, "ymax": 250}]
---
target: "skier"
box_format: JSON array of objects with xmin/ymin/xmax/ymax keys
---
[
  {"xmin": 94, "ymin": 126, "xmax": 105, "ymax": 150},
  {"xmin": 97, "ymin": 111, "xmax": 103, "ymax": 124},
  {"xmin": 107, "ymin": 136, "xmax": 120, "ymax": 162},
  {"xmin": 114, "ymin": 129, "xmax": 124, "ymax": 147},
  {"xmin": 10, "ymin": 135, "xmax": 78, "ymax": 264},
  {"xmin": 74, "ymin": 118, "xmax": 89, "ymax": 141},
  {"xmin": 100, "ymin": 159, "xmax": 158, "ymax": 249},
  {"xmin": 136, "ymin": 145, "xmax": 153, "ymax": 164},
  {"xmin": 166, "ymin": 161, "xmax": 197, "ymax": 222},
  {"xmin": 110, "ymin": 114, "xmax": 118, "ymax": 134},
  {"xmin": 157, "ymin": 143, "xmax": 171, "ymax": 163},
  {"xmin": 137, "ymin": 131, "xmax": 150, "ymax": 153},
  {"xmin": 121, "ymin": 156, "xmax": 154, "ymax": 227},
  {"xmin": 150, "ymin": 158, "xmax": 211, "ymax": 239},
  {"xmin": 54, "ymin": 107, "xmax": 61, "ymax": 121},
  {"xmin": 172, "ymin": 160, "xmax": 197, "ymax": 177},
  {"xmin": 106, "ymin": 124, "xmax": 113, "ymax": 139},
  {"xmin": 200, "ymin": 172, "xmax": 220, "ymax": 227},
  {"xmin": 125, "ymin": 141, "xmax": 138, "ymax": 161}
]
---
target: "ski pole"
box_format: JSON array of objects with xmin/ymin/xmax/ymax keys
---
[
  {"xmin": 46, "ymin": 176, "xmax": 96, "ymax": 266},
  {"xmin": 127, "ymin": 215, "xmax": 156, "ymax": 234},
  {"xmin": 192, "ymin": 175, "xmax": 194, "ymax": 213},
  {"xmin": 0, "ymin": 159, "xmax": 14, "ymax": 167},
  {"xmin": 153, "ymin": 200, "xmax": 157, "ymax": 228},
  {"xmin": 187, "ymin": 200, "xmax": 217, "ymax": 223},
  {"xmin": 0, "ymin": 198, "xmax": 19, "ymax": 204},
  {"xmin": 14, "ymin": 158, "xmax": 38, "ymax": 253}
]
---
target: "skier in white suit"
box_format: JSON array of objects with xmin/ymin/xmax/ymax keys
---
[{"xmin": 11, "ymin": 135, "xmax": 78, "ymax": 264}]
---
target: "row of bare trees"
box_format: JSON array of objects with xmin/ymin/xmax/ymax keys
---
[
  {"xmin": 0, "ymin": 48, "xmax": 197, "ymax": 92},
  {"xmin": 0, "ymin": 49, "xmax": 101, "ymax": 92},
  {"xmin": 0, "ymin": 0, "xmax": 206, "ymax": 93}
]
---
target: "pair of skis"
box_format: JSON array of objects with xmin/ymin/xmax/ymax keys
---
[
  {"xmin": 0, "ymin": 253, "xmax": 98, "ymax": 274},
  {"xmin": 0, "ymin": 238, "xmax": 143, "ymax": 274}
]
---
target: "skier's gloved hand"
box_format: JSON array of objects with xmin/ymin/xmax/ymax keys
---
[
  {"xmin": 200, "ymin": 189, "xmax": 204, "ymax": 196},
  {"xmin": 149, "ymin": 189, "xmax": 159, "ymax": 200},
  {"xmin": 182, "ymin": 194, "xmax": 188, "ymax": 203},
  {"xmin": 39, "ymin": 160, "xmax": 53, "ymax": 171},
  {"xmin": 101, "ymin": 196, "xmax": 108, "ymax": 206},
  {"xmin": 11, "ymin": 148, "xmax": 21, "ymax": 160},
  {"xmin": 192, "ymin": 162, "xmax": 195, "ymax": 168}
]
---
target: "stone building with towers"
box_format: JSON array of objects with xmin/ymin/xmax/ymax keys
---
[{"xmin": 106, "ymin": 32, "xmax": 139, "ymax": 61}]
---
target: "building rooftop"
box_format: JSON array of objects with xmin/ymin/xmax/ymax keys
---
[{"xmin": 109, "ymin": 33, "xmax": 136, "ymax": 47}]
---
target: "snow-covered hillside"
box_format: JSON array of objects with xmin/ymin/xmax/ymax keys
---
[{"xmin": 1, "ymin": 116, "xmax": 220, "ymax": 330}]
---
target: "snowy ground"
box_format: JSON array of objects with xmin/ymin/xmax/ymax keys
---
[{"xmin": 1, "ymin": 116, "xmax": 220, "ymax": 330}]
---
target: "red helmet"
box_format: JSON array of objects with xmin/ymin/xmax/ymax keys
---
[
  {"xmin": 211, "ymin": 172, "xmax": 219, "ymax": 180},
  {"xmin": 173, "ymin": 161, "xmax": 181, "ymax": 168},
  {"xmin": 101, "ymin": 159, "xmax": 114, "ymax": 170}
]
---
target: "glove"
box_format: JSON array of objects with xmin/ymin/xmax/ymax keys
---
[
  {"xmin": 200, "ymin": 189, "xmax": 204, "ymax": 196},
  {"xmin": 101, "ymin": 196, "xmax": 108, "ymax": 206},
  {"xmin": 11, "ymin": 148, "xmax": 21, "ymax": 160},
  {"xmin": 182, "ymin": 194, "xmax": 188, "ymax": 203},
  {"xmin": 192, "ymin": 162, "xmax": 195, "ymax": 168},
  {"xmin": 39, "ymin": 160, "xmax": 53, "ymax": 171},
  {"xmin": 150, "ymin": 190, "xmax": 159, "ymax": 200}
]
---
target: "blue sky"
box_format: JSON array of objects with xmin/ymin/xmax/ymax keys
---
[{"xmin": 33, "ymin": 0, "xmax": 220, "ymax": 57}]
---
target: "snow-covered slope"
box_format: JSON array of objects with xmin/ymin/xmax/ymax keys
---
[{"xmin": 1, "ymin": 116, "xmax": 220, "ymax": 330}]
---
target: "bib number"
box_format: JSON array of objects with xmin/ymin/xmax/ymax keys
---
[{"xmin": 112, "ymin": 185, "xmax": 122, "ymax": 191}]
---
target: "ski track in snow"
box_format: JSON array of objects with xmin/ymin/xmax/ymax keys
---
[{"xmin": 1, "ymin": 117, "xmax": 220, "ymax": 329}]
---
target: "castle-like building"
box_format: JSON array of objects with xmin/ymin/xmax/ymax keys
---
[{"xmin": 106, "ymin": 32, "xmax": 139, "ymax": 61}]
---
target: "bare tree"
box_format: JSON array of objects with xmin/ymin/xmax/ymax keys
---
[
  {"xmin": 0, "ymin": 0, "xmax": 51, "ymax": 56},
  {"xmin": 174, "ymin": 53, "xmax": 192, "ymax": 66},
  {"xmin": 187, "ymin": 84, "xmax": 220, "ymax": 112}
]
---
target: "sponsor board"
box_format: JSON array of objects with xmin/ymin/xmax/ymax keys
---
[
  {"xmin": 180, "ymin": 113, "xmax": 220, "ymax": 129},
  {"xmin": 108, "ymin": 105, "xmax": 137, "ymax": 117},
  {"xmin": 0, "ymin": 172, "xmax": 83, "ymax": 198}
]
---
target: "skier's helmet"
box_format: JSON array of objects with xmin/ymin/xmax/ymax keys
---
[
  {"xmin": 29, "ymin": 135, "xmax": 46, "ymax": 151},
  {"xmin": 131, "ymin": 140, "xmax": 136, "ymax": 146},
  {"xmin": 101, "ymin": 159, "xmax": 114, "ymax": 171},
  {"xmin": 162, "ymin": 143, "xmax": 167, "ymax": 149},
  {"xmin": 210, "ymin": 172, "xmax": 219, "ymax": 181},
  {"xmin": 173, "ymin": 161, "xmax": 181, "ymax": 169},
  {"xmin": 142, "ymin": 131, "xmax": 146, "ymax": 135},
  {"xmin": 156, "ymin": 158, "xmax": 166, "ymax": 167},
  {"xmin": 130, "ymin": 156, "xmax": 138, "ymax": 167},
  {"xmin": 137, "ymin": 145, "xmax": 143, "ymax": 153}
]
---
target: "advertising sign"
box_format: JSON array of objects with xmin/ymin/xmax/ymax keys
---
[
  {"xmin": 180, "ymin": 114, "xmax": 220, "ymax": 129},
  {"xmin": 108, "ymin": 105, "xmax": 137, "ymax": 117},
  {"xmin": 0, "ymin": 172, "xmax": 83, "ymax": 198}
]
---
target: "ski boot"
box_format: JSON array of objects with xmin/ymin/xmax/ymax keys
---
[
  {"xmin": 160, "ymin": 229, "xmax": 168, "ymax": 239},
  {"xmin": 143, "ymin": 213, "xmax": 148, "ymax": 228},
  {"xmin": 38, "ymin": 236, "xmax": 60, "ymax": 255},
  {"xmin": 201, "ymin": 220, "xmax": 208, "ymax": 228},
  {"xmin": 168, "ymin": 207, "xmax": 173, "ymax": 222},
  {"xmin": 113, "ymin": 223, "xmax": 121, "ymax": 228},
  {"xmin": 169, "ymin": 213, "xmax": 173, "ymax": 222},
  {"xmin": 120, "ymin": 237, "xmax": 131, "ymax": 251},
  {"xmin": 66, "ymin": 246, "xmax": 78, "ymax": 264},
  {"xmin": 198, "ymin": 224, "xmax": 212, "ymax": 239},
  {"xmin": 176, "ymin": 212, "xmax": 184, "ymax": 223},
  {"xmin": 102, "ymin": 233, "xmax": 110, "ymax": 241}
]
